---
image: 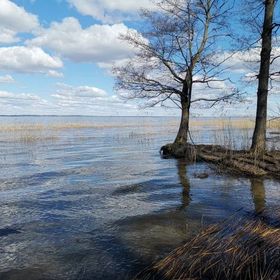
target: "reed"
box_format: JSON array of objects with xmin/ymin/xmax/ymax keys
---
[
  {"xmin": 0, "ymin": 118, "xmax": 279, "ymax": 145},
  {"xmin": 135, "ymin": 209, "xmax": 280, "ymax": 280},
  {"xmin": 0, "ymin": 122, "xmax": 142, "ymax": 132}
]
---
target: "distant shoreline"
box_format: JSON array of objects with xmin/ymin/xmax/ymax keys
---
[{"xmin": 0, "ymin": 115, "xmax": 254, "ymax": 118}]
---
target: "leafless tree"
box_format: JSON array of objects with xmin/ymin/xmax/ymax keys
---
[
  {"xmin": 239, "ymin": 0, "xmax": 280, "ymax": 152},
  {"xmin": 250, "ymin": 0, "xmax": 280, "ymax": 153},
  {"xmin": 114, "ymin": 0, "xmax": 238, "ymax": 147}
]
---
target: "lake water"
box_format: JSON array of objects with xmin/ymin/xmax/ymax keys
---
[{"xmin": 0, "ymin": 116, "xmax": 279, "ymax": 280}]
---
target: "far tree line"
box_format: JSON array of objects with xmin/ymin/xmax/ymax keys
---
[{"xmin": 114, "ymin": 0, "xmax": 280, "ymax": 155}]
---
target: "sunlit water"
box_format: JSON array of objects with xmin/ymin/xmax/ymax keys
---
[{"xmin": 0, "ymin": 116, "xmax": 279, "ymax": 280}]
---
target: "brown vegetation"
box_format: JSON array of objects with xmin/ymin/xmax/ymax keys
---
[{"xmin": 135, "ymin": 209, "xmax": 280, "ymax": 280}]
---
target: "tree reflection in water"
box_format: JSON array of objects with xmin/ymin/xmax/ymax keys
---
[
  {"xmin": 250, "ymin": 178, "xmax": 266, "ymax": 214},
  {"xmin": 176, "ymin": 160, "xmax": 191, "ymax": 210}
]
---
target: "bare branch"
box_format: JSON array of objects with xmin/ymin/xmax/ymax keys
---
[
  {"xmin": 191, "ymin": 93, "xmax": 236, "ymax": 104},
  {"xmin": 114, "ymin": 0, "xmax": 237, "ymax": 118}
]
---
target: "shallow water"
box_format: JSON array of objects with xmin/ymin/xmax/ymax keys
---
[{"xmin": 0, "ymin": 116, "xmax": 279, "ymax": 280}]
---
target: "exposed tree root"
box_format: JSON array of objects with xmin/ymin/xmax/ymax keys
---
[{"xmin": 160, "ymin": 143, "xmax": 280, "ymax": 179}]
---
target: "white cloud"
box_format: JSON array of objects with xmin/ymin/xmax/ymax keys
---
[
  {"xmin": 0, "ymin": 0, "xmax": 39, "ymax": 43},
  {"xmin": 51, "ymin": 83, "xmax": 140, "ymax": 114},
  {"xmin": 0, "ymin": 84, "xmax": 140, "ymax": 115},
  {"xmin": 68, "ymin": 0, "xmax": 156, "ymax": 23},
  {"xmin": 28, "ymin": 17, "xmax": 138, "ymax": 67},
  {"xmin": 53, "ymin": 83, "xmax": 108, "ymax": 99},
  {"xmin": 0, "ymin": 90, "xmax": 59, "ymax": 115},
  {"xmin": 0, "ymin": 46, "xmax": 63, "ymax": 75},
  {"xmin": 0, "ymin": 90, "xmax": 40, "ymax": 101},
  {"xmin": 0, "ymin": 82, "xmax": 261, "ymax": 116},
  {"xmin": 219, "ymin": 49, "xmax": 261, "ymax": 74},
  {"xmin": 47, "ymin": 70, "xmax": 64, "ymax": 78},
  {"xmin": 0, "ymin": 90, "xmax": 50, "ymax": 109},
  {"xmin": 0, "ymin": 74, "xmax": 15, "ymax": 83},
  {"xmin": 0, "ymin": 28, "xmax": 19, "ymax": 44},
  {"xmin": 222, "ymin": 47, "xmax": 280, "ymax": 74}
]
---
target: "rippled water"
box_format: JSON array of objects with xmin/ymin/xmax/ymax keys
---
[{"xmin": 0, "ymin": 116, "xmax": 279, "ymax": 280}]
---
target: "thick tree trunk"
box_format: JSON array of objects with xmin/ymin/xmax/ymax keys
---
[
  {"xmin": 251, "ymin": 0, "xmax": 275, "ymax": 153},
  {"xmin": 174, "ymin": 98, "xmax": 190, "ymax": 145},
  {"xmin": 160, "ymin": 82, "xmax": 192, "ymax": 158}
]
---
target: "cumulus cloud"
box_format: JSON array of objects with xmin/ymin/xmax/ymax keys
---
[
  {"xmin": 0, "ymin": 90, "xmax": 60, "ymax": 115},
  {"xmin": 218, "ymin": 49, "xmax": 261, "ymax": 74},
  {"xmin": 68, "ymin": 0, "xmax": 156, "ymax": 23},
  {"xmin": 0, "ymin": 84, "xmax": 140, "ymax": 115},
  {"xmin": 51, "ymin": 83, "xmax": 139, "ymax": 114},
  {"xmin": 0, "ymin": 0, "xmax": 39, "ymax": 43},
  {"xmin": 220, "ymin": 47, "xmax": 280, "ymax": 96},
  {"xmin": 0, "ymin": 74, "xmax": 15, "ymax": 83},
  {"xmin": 53, "ymin": 83, "xmax": 108, "ymax": 99},
  {"xmin": 221, "ymin": 47, "xmax": 280, "ymax": 74},
  {"xmin": 0, "ymin": 82, "xmax": 256, "ymax": 116},
  {"xmin": 28, "ymin": 17, "xmax": 138, "ymax": 68},
  {"xmin": 0, "ymin": 28, "xmax": 19, "ymax": 44},
  {"xmin": 0, "ymin": 90, "xmax": 51, "ymax": 110},
  {"xmin": 0, "ymin": 90, "xmax": 40, "ymax": 101},
  {"xmin": 0, "ymin": 46, "xmax": 63, "ymax": 75}
]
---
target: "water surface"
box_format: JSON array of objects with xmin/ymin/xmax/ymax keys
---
[{"xmin": 0, "ymin": 116, "xmax": 279, "ymax": 280}]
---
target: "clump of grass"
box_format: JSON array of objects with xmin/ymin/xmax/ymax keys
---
[{"xmin": 136, "ymin": 209, "xmax": 280, "ymax": 280}]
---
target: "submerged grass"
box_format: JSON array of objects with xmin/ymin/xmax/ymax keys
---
[{"xmin": 136, "ymin": 209, "xmax": 280, "ymax": 280}]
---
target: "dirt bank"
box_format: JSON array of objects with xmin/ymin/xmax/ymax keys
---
[{"xmin": 161, "ymin": 143, "xmax": 280, "ymax": 179}]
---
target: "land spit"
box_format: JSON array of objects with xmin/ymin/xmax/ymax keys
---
[{"xmin": 161, "ymin": 143, "xmax": 280, "ymax": 179}]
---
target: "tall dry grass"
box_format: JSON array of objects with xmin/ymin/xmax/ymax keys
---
[
  {"xmin": 0, "ymin": 118, "xmax": 279, "ymax": 145},
  {"xmin": 189, "ymin": 118, "xmax": 280, "ymax": 150},
  {"xmin": 0, "ymin": 122, "xmax": 157, "ymax": 143},
  {"xmin": 188, "ymin": 118, "xmax": 280, "ymax": 130},
  {"xmin": 135, "ymin": 209, "xmax": 280, "ymax": 280}
]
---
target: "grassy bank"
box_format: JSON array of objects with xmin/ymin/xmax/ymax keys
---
[{"xmin": 136, "ymin": 208, "xmax": 280, "ymax": 280}]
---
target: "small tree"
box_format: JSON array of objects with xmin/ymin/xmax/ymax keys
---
[
  {"xmin": 114, "ymin": 0, "xmax": 236, "ymax": 147},
  {"xmin": 251, "ymin": 0, "xmax": 279, "ymax": 153}
]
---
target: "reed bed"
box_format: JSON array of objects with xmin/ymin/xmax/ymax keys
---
[
  {"xmin": 0, "ymin": 122, "xmax": 162, "ymax": 143},
  {"xmin": 0, "ymin": 118, "xmax": 279, "ymax": 132},
  {"xmin": 135, "ymin": 208, "xmax": 280, "ymax": 280},
  {"xmin": 192, "ymin": 118, "xmax": 280, "ymax": 130},
  {"xmin": 0, "ymin": 122, "xmax": 151, "ymax": 132},
  {"xmin": 0, "ymin": 118, "xmax": 279, "ymax": 145}
]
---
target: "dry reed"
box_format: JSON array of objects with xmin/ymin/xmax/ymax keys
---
[
  {"xmin": 1, "ymin": 118, "xmax": 279, "ymax": 145},
  {"xmin": 135, "ymin": 209, "xmax": 280, "ymax": 280}
]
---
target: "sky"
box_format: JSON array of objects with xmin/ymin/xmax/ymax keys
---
[{"xmin": 0, "ymin": 0, "xmax": 279, "ymax": 116}]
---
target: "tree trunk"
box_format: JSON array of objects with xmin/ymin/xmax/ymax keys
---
[
  {"xmin": 251, "ymin": 0, "xmax": 275, "ymax": 153},
  {"xmin": 174, "ymin": 96, "xmax": 190, "ymax": 145}
]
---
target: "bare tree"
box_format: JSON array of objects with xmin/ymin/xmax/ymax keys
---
[
  {"xmin": 250, "ymin": 0, "xmax": 279, "ymax": 153},
  {"xmin": 114, "ymin": 0, "xmax": 237, "ymax": 148}
]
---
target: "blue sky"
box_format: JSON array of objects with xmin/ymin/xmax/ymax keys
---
[{"xmin": 0, "ymin": 0, "xmax": 279, "ymax": 116}]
